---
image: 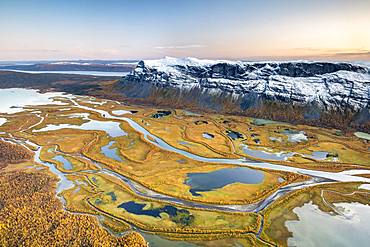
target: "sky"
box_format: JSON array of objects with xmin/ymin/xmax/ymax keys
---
[{"xmin": 0, "ymin": 0, "xmax": 369, "ymax": 61}]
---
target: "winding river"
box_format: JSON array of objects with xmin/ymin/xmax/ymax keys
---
[
  {"xmin": 68, "ymin": 97, "xmax": 370, "ymax": 184},
  {"xmin": 1, "ymin": 89, "xmax": 370, "ymax": 246},
  {"xmin": 5, "ymin": 93, "xmax": 368, "ymax": 212}
]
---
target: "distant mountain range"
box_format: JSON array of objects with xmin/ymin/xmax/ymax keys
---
[
  {"xmin": 0, "ymin": 57, "xmax": 368, "ymax": 131},
  {"xmin": 119, "ymin": 57, "xmax": 370, "ymax": 130},
  {"xmin": 0, "ymin": 60, "xmax": 138, "ymax": 72}
]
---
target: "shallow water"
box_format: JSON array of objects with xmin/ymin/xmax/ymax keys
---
[
  {"xmin": 0, "ymin": 117, "xmax": 6, "ymax": 126},
  {"xmin": 34, "ymin": 118, "xmax": 127, "ymax": 138},
  {"xmin": 101, "ymin": 141, "xmax": 123, "ymax": 162},
  {"xmin": 269, "ymin": 136, "xmax": 282, "ymax": 142},
  {"xmin": 1, "ymin": 88, "xmax": 370, "ymax": 247},
  {"xmin": 111, "ymin": 110, "xmax": 132, "ymax": 115},
  {"xmin": 226, "ymin": 130, "xmax": 243, "ymax": 140},
  {"xmin": 0, "ymin": 88, "xmax": 67, "ymax": 113},
  {"xmin": 282, "ymin": 129, "xmax": 308, "ymax": 142},
  {"xmin": 252, "ymin": 118, "xmax": 281, "ymax": 126},
  {"xmin": 152, "ymin": 110, "xmax": 171, "ymax": 118},
  {"xmin": 359, "ymin": 184, "xmax": 370, "ymax": 190},
  {"xmin": 286, "ymin": 202, "xmax": 370, "ymax": 247},
  {"xmin": 202, "ymin": 132, "xmax": 214, "ymax": 139},
  {"xmin": 183, "ymin": 110, "xmax": 200, "ymax": 116},
  {"xmin": 2, "ymin": 89, "xmax": 368, "ymax": 202},
  {"xmin": 34, "ymin": 147, "xmax": 74, "ymax": 194},
  {"xmin": 118, "ymin": 201, "xmax": 162, "ymax": 217},
  {"xmin": 179, "ymin": 141, "xmax": 194, "ymax": 146},
  {"xmin": 185, "ymin": 167, "xmax": 265, "ymax": 196},
  {"xmin": 305, "ymin": 151, "xmax": 328, "ymax": 160},
  {"xmin": 242, "ymin": 145, "xmax": 295, "ymax": 161},
  {"xmin": 2, "ymin": 88, "xmax": 369, "ymax": 186},
  {"xmin": 53, "ymin": 155, "xmax": 73, "ymax": 170},
  {"xmin": 118, "ymin": 201, "xmax": 189, "ymax": 219}
]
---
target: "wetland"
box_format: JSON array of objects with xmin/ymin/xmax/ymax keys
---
[{"xmin": 0, "ymin": 88, "xmax": 369, "ymax": 246}]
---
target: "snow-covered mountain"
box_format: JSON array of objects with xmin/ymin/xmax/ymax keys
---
[{"xmin": 121, "ymin": 57, "xmax": 369, "ymax": 111}]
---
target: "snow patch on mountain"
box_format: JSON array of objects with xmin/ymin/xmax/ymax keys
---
[{"xmin": 122, "ymin": 57, "xmax": 370, "ymax": 111}]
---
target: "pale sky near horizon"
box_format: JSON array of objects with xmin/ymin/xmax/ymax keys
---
[{"xmin": 0, "ymin": 0, "xmax": 369, "ymax": 61}]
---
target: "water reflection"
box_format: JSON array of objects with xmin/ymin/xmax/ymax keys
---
[
  {"xmin": 53, "ymin": 155, "xmax": 73, "ymax": 170},
  {"xmin": 202, "ymin": 132, "xmax": 214, "ymax": 139},
  {"xmin": 118, "ymin": 201, "xmax": 194, "ymax": 226},
  {"xmin": 281, "ymin": 129, "xmax": 308, "ymax": 143},
  {"xmin": 101, "ymin": 141, "xmax": 123, "ymax": 162},
  {"xmin": 286, "ymin": 202, "xmax": 370, "ymax": 247},
  {"xmin": 34, "ymin": 118, "xmax": 127, "ymax": 138},
  {"xmin": 185, "ymin": 167, "xmax": 264, "ymax": 196},
  {"xmin": 0, "ymin": 117, "xmax": 6, "ymax": 126},
  {"xmin": 242, "ymin": 145, "xmax": 294, "ymax": 161},
  {"xmin": 0, "ymin": 88, "xmax": 67, "ymax": 114}
]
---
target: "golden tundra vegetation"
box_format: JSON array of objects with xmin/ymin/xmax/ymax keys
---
[
  {"xmin": 0, "ymin": 141, "xmax": 146, "ymax": 246},
  {"xmin": 0, "ymin": 140, "xmax": 33, "ymax": 168},
  {"xmin": 0, "ymin": 94, "xmax": 369, "ymax": 246}
]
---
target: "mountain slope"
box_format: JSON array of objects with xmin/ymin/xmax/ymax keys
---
[{"xmin": 118, "ymin": 57, "xmax": 370, "ymax": 130}]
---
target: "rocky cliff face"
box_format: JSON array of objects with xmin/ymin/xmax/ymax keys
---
[{"xmin": 119, "ymin": 57, "xmax": 370, "ymax": 129}]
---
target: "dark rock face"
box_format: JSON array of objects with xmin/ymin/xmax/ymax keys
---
[
  {"xmin": 120, "ymin": 57, "xmax": 369, "ymax": 111},
  {"xmin": 118, "ymin": 57, "xmax": 370, "ymax": 129}
]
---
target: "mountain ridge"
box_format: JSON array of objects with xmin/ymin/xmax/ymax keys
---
[
  {"xmin": 118, "ymin": 57, "xmax": 370, "ymax": 131},
  {"xmin": 122, "ymin": 57, "xmax": 369, "ymax": 111}
]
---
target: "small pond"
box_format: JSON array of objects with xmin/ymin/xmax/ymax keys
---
[
  {"xmin": 269, "ymin": 136, "xmax": 282, "ymax": 142},
  {"xmin": 183, "ymin": 110, "xmax": 200, "ymax": 116},
  {"xmin": 53, "ymin": 155, "xmax": 73, "ymax": 170},
  {"xmin": 101, "ymin": 141, "xmax": 123, "ymax": 162},
  {"xmin": 118, "ymin": 201, "xmax": 193, "ymax": 226},
  {"xmin": 185, "ymin": 167, "xmax": 264, "ymax": 196},
  {"xmin": 107, "ymin": 191, "xmax": 117, "ymax": 201},
  {"xmin": 226, "ymin": 130, "xmax": 243, "ymax": 140},
  {"xmin": 242, "ymin": 145, "xmax": 295, "ymax": 161},
  {"xmin": 112, "ymin": 110, "xmax": 132, "ymax": 115},
  {"xmin": 305, "ymin": 151, "xmax": 328, "ymax": 160},
  {"xmin": 202, "ymin": 132, "xmax": 214, "ymax": 139},
  {"xmin": 152, "ymin": 110, "xmax": 171, "ymax": 118},
  {"xmin": 281, "ymin": 129, "xmax": 308, "ymax": 142},
  {"xmin": 251, "ymin": 118, "xmax": 281, "ymax": 126}
]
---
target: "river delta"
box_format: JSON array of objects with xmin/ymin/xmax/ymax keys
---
[{"xmin": 0, "ymin": 88, "xmax": 369, "ymax": 246}]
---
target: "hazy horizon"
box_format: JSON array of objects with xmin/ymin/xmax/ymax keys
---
[
  {"xmin": 1, "ymin": 0, "xmax": 369, "ymax": 61},
  {"xmin": 1, "ymin": 57, "xmax": 370, "ymax": 64}
]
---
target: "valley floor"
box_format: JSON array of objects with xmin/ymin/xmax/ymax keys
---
[{"xmin": 0, "ymin": 88, "xmax": 369, "ymax": 246}]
